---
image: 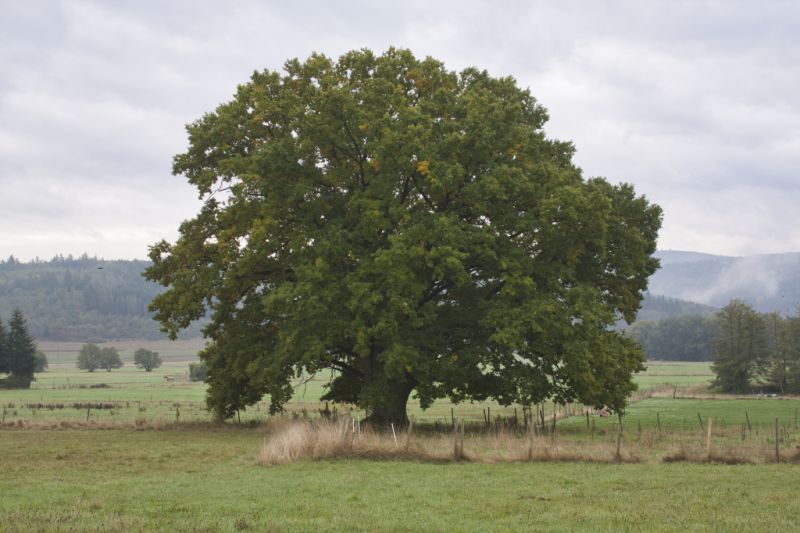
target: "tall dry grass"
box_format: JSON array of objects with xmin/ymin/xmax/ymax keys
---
[
  {"xmin": 258, "ymin": 418, "xmax": 641, "ymax": 465},
  {"xmin": 259, "ymin": 418, "xmax": 439, "ymax": 464}
]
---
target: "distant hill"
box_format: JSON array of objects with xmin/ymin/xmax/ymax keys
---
[
  {"xmin": 2, "ymin": 249, "xmax": 797, "ymax": 342},
  {"xmin": 635, "ymin": 293, "xmax": 717, "ymax": 323},
  {"xmin": 0, "ymin": 255, "xmax": 203, "ymax": 341},
  {"xmin": 653, "ymin": 250, "xmax": 734, "ymax": 266},
  {"xmin": 649, "ymin": 250, "xmax": 800, "ymax": 314}
]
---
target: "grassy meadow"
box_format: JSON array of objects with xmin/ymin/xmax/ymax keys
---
[
  {"xmin": 1, "ymin": 344, "xmax": 722, "ymax": 425},
  {"xmin": 1, "ymin": 426, "xmax": 799, "ymax": 532},
  {"xmin": 2, "ymin": 346, "xmax": 800, "ymax": 531}
]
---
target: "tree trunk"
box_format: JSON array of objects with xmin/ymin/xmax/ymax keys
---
[{"xmin": 364, "ymin": 380, "xmax": 414, "ymax": 427}]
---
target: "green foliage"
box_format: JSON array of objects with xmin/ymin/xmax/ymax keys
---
[
  {"xmin": 1, "ymin": 309, "xmax": 37, "ymax": 388},
  {"xmin": 629, "ymin": 315, "xmax": 714, "ymax": 361},
  {"xmin": 133, "ymin": 348, "xmax": 162, "ymax": 372},
  {"xmin": 77, "ymin": 343, "xmax": 102, "ymax": 372},
  {"xmin": 34, "ymin": 350, "xmax": 48, "ymax": 373},
  {"xmin": 146, "ymin": 48, "xmax": 661, "ymax": 423},
  {"xmin": 711, "ymin": 300, "xmax": 767, "ymax": 393},
  {"xmin": 76, "ymin": 344, "xmax": 123, "ymax": 372},
  {"xmin": 763, "ymin": 311, "xmax": 800, "ymax": 393},
  {"xmin": 709, "ymin": 303, "xmax": 800, "ymax": 394},
  {"xmin": 99, "ymin": 347, "xmax": 123, "ymax": 372},
  {"xmin": 0, "ymin": 255, "xmax": 204, "ymax": 341},
  {"xmin": 0, "ymin": 317, "xmax": 7, "ymax": 374},
  {"xmin": 188, "ymin": 361, "xmax": 208, "ymax": 382}
]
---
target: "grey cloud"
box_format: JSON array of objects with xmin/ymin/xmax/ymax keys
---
[{"xmin": 1, "ymin": 0, "xmax": 799, "ymax": 259}]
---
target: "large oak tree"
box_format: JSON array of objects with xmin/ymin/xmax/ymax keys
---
[{"xmin": 146, "ymin": 49, "xmax": 661, "ymax": 424}]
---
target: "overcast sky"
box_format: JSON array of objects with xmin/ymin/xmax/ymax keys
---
[{"xmin": 1, "ymin": 1, "xmax": 798, "ymax": 261}]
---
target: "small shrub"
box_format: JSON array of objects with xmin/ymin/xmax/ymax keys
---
[{"xmin": 189, "ymin": 362, "xmax": 208, "ymax": 382}]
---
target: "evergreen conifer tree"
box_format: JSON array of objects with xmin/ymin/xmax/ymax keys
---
[
  {"xmin": 7, "ymin": 309, "xmax": 36, "ymax": 388},
  {"xmin": 0, "ymin": 317, "xmax": 8, "ymax": 374}
]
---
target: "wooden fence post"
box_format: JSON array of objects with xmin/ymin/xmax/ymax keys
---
[{"xmin": 775, "ymin": 417, "xmax": 780, "ymax": 462}]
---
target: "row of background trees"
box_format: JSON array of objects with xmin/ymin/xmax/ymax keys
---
[
  {"xmin": 712, "ymin": 300, "xmax": 800, "ymax": 394},
  {"xmin": 628, "ymin": 314, "xmax": 714, "ymax": 361},
  {"xmin": 630, "ymin": 299, "xmax": 800, "ymax": 393},
  {"xmin": 76, "ymin": 344, "xmax": 162, "ymax": 372},
  {"xmin": 3, "ymin": 252, "xmax": 795, "ymax": 394}
]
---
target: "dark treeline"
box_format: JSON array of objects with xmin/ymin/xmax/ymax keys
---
[
  {"xmin": 633, "ymin": 293, "xmax": 716, "ymax": 323},
  {"xmin": 0, "ymin": 254, "xmax": 203, "ymax": 341},
  {"xmin": 711, "ymin": 300, "xmax": 800, "ymax": 394},
  {"xmin": 628, "ymin": 315, "xmax": 714, "ymax": 361},
  {"xmin": 630, "ymin": 299, "xmax": 800, "ymax": 394}
]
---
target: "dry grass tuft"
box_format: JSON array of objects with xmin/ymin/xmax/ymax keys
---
[
  {"xmin": 258, "ymin": 419, "xmax": 644, "ymax": 465},
  {"xmin": 785, "ymin": 447, "xmax": 800, "ymax": 463},
  {"xmin": 259, "ymin": 419, "xmax": 437, "ymax": 464},
  {"xmin": 662, "ymin": 447, "xmax": 752, "ymax": 464}
]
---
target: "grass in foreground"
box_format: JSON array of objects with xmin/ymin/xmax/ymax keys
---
[{"xmin": 1, "ymin": 425, "xmax": 799, "ymax": 532}]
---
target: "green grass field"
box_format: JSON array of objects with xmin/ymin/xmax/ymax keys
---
[
  {"xmin": 1, "ymin": 344, "xmax": 718, "ymax": 425},
  {"xmin": 1, "ymin": 427, "xmax": 798, "ymax": 532},
  {"xmin": 559, "ymin": 397, "xmax": 800, "ymax": 432},
  {"xmin": 2, "ymin": 350, "xmax": 799, "ymax": 531}
]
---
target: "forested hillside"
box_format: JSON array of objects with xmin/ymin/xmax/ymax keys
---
[
  {"xmin": 0, "ymin": 255, "xmax": 203, "ymax": 341},
  {"xmin": 2, "ymin": 250, "xmax": 796, "ymax": 345},
  {"xmin": 635, "ymin": 293, "xmax": 716, "ymax": 323}
]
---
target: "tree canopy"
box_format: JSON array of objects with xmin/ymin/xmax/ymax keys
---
[
  {"xmin": 710, "ymin": 301, "xmax": 800, "ymax": 393},
  {"xmin": 0, "ymin": 309, "xmax": 37, "ymax": 388},
  {"xmin": 0, "ymin": 317, "xmax": 7, "ymax": 375},
  {"xmin": 146, "ymin": 48, "xmax": 661, "ymax": 424},
  {"xmin": 134, "ymin": 348, "xmax": 162, "ymax": 372},
  {"xmin": 712, "ymin": 300, "xmax": 767, "ymax": 393},
  {"xmin": 77, "ymin": 343, "xmax": 102, "ymax": 372},
  {"xmin": 628, "ymin": 315, "xmax": 714, "ymax": 361},
  {"xmin": 34, "ymin": 350, "xmax": 48, "ymax": 373},
  {"xmin": 77, "ymin": 344, "xmax": 123, "ymax": 372},
  {"xmin": 99, "ymin": 347, "xmax": 123, "ymax": 372}
]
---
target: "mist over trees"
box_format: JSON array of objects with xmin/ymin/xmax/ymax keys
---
[{"xmin": 649, "ymin": 251, "xmax": 800, "ymax": 315}]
